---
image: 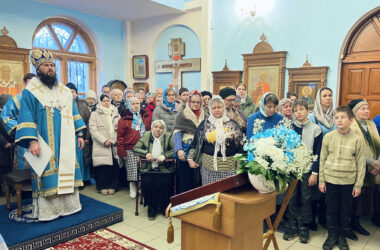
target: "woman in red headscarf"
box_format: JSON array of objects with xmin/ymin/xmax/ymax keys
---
[
  {"xmin": 173, "ymin": 90, "xmax": 207, "ymax": 193},
  {"xmin": 146, "ymin": 89, "xmax": 163, "ymax": 119}
]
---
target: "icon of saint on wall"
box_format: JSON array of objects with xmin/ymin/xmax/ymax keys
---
[
  {"xmin": 252, "ymin": 71, "xmax": 271, "ymax": 105},
  {"xmin": 301, "ymin": 86, "xmax": 314, "ymax": 107}
]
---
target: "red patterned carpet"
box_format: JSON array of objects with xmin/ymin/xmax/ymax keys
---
[{"xmin": 48, "ymin": 228, "xmax": 156, "ymax": 250}]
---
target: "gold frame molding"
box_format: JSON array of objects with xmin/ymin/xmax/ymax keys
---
[
  {"xmin": 288, "ymin": 57, "xmax": 328, "ymax": 95},
  {"xmin": 242, "ymin": 33, "xmax": 287, "ymax": 100},
  {"xmin": 0, "ymin": 26, "xmax": 30, "ymax": 94}
]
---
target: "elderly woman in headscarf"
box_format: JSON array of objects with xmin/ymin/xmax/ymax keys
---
[
  {"xmin": 146, "ymin": 92, "xmax": 154, "ymax": 105},
  {"xmin": 187, "ymin": 96, "xmax": 243, "ymax": 185},
  {"xmin": 117, "ymin": 97, "xmax": 151, "ymax": 198},
  {"xmin": 118, "ymin": 89, "xmax": 135, "ymax": 116},
  {"xmin": 152, "ymin": 88, "xmax": 179, "ymax": 133},
  {"xmin": 174, "ymin": 90, "xmax": 206, "ymax": 193},
  {"xmin": 246, "ymin": 92, "xmax": 283, "ymax": 140},
  {"xmin": 236, "ymin": 83, "xmax": 256, "ymax": 119},
  {"xmin": 307, "ymin": 87, "xmax": 336, "ymax": 229},
  {"xmin": 347, "ymin": 99, "xmax": 380, "ymax": 237},
  {"xmin": 86, "ymin": 90, "xmax": 97, "ymax": 112},
  {"xmin": 110, "ymin": 88, "xmax": 124, "ymax": 110},
  {"xmin": 279, "ymin": 98, "xmax": 293, "ymax": 120},
  {"xmin": 133, "ymin": 120, "xmax": 175, "ymax": 220},
  {"xmin": 219, "ymin": 87, "xmax": 247, "ymax": 131},
  {"xmin": 146, "ymin": 89, "xmax": 163, "ymax": 119},
  {"xmin": 89, "ymin": 94, "xmax": 120, "ymax": 195}
]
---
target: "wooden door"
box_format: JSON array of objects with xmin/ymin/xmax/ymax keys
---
[
  {"xmin": 339, "ymin": 9, "xmax": 380, "ymax": 119},
  {"xmin": 341, "ymin": 62, "xmax": 380, "ymax": 119}
]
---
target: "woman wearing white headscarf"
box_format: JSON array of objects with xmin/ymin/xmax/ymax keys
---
[
  {"xmin": 89, "ymin": 94, "xmax": 120, "ymax": 195},
  {"xmin": 133, "ymin": 120, "xmax": 175, "ymax": 220},
  {"xmin": 187, "ymin": 96, "xmax": 243, "ymax": 185},
  {"xmin": 308, "ymin": 87, "xmax": 336, "ymax": 135}
]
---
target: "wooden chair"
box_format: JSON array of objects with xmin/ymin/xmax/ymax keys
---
[
  {"xmin": 135, "ymin": 158, "xmax": 176, "ymax": 216},
  {"xmin": 2, "ymin": 169, "xmax": 31, "ymax": 216}
]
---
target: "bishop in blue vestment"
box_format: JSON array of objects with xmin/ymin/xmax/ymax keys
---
[{"xmin": 15, "ymin": 49, "xmax": 86, "ymax": 221}]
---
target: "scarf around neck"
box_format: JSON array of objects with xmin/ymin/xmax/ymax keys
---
[
  {"xmin": 163, "ymin": 88, "xmax": 176, "ymax": 111},
  {"xmin": 239, "ymin": 92, "xmax": 247, "ymax": 104},
  {"xmin": 208, "ymin": 96, "xmax": 230, "ymax": 170},
  {"xmin": 259, "ymin": 92, "xmax": 272, "ymax": 117},
  {"xmin": 98, "ymin": 104, "xmax": 116, "ymax": 140},
  {"xmin": 127, "ymin": 99, "xmax": 145, "ymax": 136},
  {"xmin": 187, "ymin": 90, "xmax": 203, "ymax": 118},
  {"xmin": 151, "ymin": 120, "xmax": 166, "ymax": 169},
  {"xmin": 313, "ymin": 88, "xmax": 335, "ymax": 129}
]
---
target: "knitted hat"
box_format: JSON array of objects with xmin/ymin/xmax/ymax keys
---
[
  {"xmin": 86, "ymin": 90, "xmax": 97, "ymax": 99},
  {"xmin": 30, "ymin": 49, "xmax": 54, "ymax": 69},
  {"xmin": 66, "ymin": 83, "xmax": 77, "ymax": 93},
  {"xmin": 219, "ymin": 87, "xmax": 236, "ymax": 99},
  {"xmin": 348, "ymin": 99, "xmax": 368, "ymax": 114}
]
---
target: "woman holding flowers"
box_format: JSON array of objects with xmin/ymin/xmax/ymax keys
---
[
  {"xmin": 187, "ymin": 96, "xmax": 243, "ymax": 185},
  {"xmin": 246, "ymin": 92, "xmax": 283, "ymax": 140}
]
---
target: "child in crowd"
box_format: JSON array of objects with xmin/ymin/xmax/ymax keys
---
[
  {"xmin": 283, "ymin": 100, "xmax": 323, "ymax": 243},
  {"xmin": 319, "ymin": 106, "xmax": 366, "ymax": 250}
]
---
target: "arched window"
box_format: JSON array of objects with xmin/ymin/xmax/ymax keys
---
[{"xmin": 32, "ymin": 18, "xmax": 96, "ymax": 96}]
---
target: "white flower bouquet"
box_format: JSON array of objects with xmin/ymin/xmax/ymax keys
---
[{"xmin": 235, "ymin": 119, "xmax": 317, "ymax": 192}]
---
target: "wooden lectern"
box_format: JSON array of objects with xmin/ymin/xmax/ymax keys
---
[{"xmin": 176, "ymin": 185, "xmax": 277, "ymax": 250}]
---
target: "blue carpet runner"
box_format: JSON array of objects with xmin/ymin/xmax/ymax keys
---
[{"xmin": 0, "ymin": 194, "xmax": 123, "ymax": 250}]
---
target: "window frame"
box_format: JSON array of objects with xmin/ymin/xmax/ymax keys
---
[{"xmin": 32, "ymin": 18, "xmax": 97, "ymax": 96}]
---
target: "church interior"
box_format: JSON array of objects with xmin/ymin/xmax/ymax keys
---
[{"xmin": 1, "ymin": 0, "xmax": 380, "ymax": 249}]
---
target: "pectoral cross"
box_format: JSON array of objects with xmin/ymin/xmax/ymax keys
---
[
  {"xmin": 59, "ymin": 84, "xmax": 66, "ymax": 93},
  {"xmin": 62, "ymin": 109, "xmax": 73, "ymax": 125},
  {"xmin": 31, "ymin": 83, "xmax": 44, "ymax": 93}
]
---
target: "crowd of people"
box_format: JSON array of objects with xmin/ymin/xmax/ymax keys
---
[{"xmin": 1, "ymin": 59, "xmax": 380, "ymax": 249}]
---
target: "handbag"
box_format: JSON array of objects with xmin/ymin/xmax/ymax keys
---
[{"xmin": 193, "ymin": 119, "xmax": 207, "ymax": 165}]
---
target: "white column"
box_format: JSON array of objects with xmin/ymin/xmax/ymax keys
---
[{"xmin": 124, "ymin": 20, "xmax": 133, "ymax": 88}]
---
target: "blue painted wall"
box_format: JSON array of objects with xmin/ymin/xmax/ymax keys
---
[
  {"xmin": 211, "ymin": 0, "xmax": 379, "ymax": 99},
  {"xmin": 0, "ymin": 0, "xmax": 125, "ymax": 92},
  {"xmin": 155, "ymin": 25, "xmax": 201, "ymax": 91}
]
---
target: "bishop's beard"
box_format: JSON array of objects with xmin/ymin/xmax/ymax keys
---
[{"xmin": 37, "ymin": 71, "xmax": 57, "ymax": 89}]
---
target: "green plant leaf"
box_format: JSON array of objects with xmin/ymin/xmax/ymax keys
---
[
  {"xmin": 274, "ymin": 179, "xmax": 280, "ymax": 192},
  {"xmin": 259, "ymin": 167, "xmax": 267, "ymax": 176},
  {"xmin": 279, "ymin": 177, "xmax": 286, "ymax": 192}
]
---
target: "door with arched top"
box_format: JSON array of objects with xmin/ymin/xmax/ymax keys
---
[{"xmin": 340, "ymin": 8, "xmax": 380, "ymax": 119}]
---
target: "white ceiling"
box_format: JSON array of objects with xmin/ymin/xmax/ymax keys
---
[{"xmin": 37, "ymin": 0, "xmax": 184, "ymax": 21}]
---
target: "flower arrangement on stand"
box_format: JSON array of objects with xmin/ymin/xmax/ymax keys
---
[{"xmin": 235, "ymin": 119, "xmax": 317, "ymax": 193}]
